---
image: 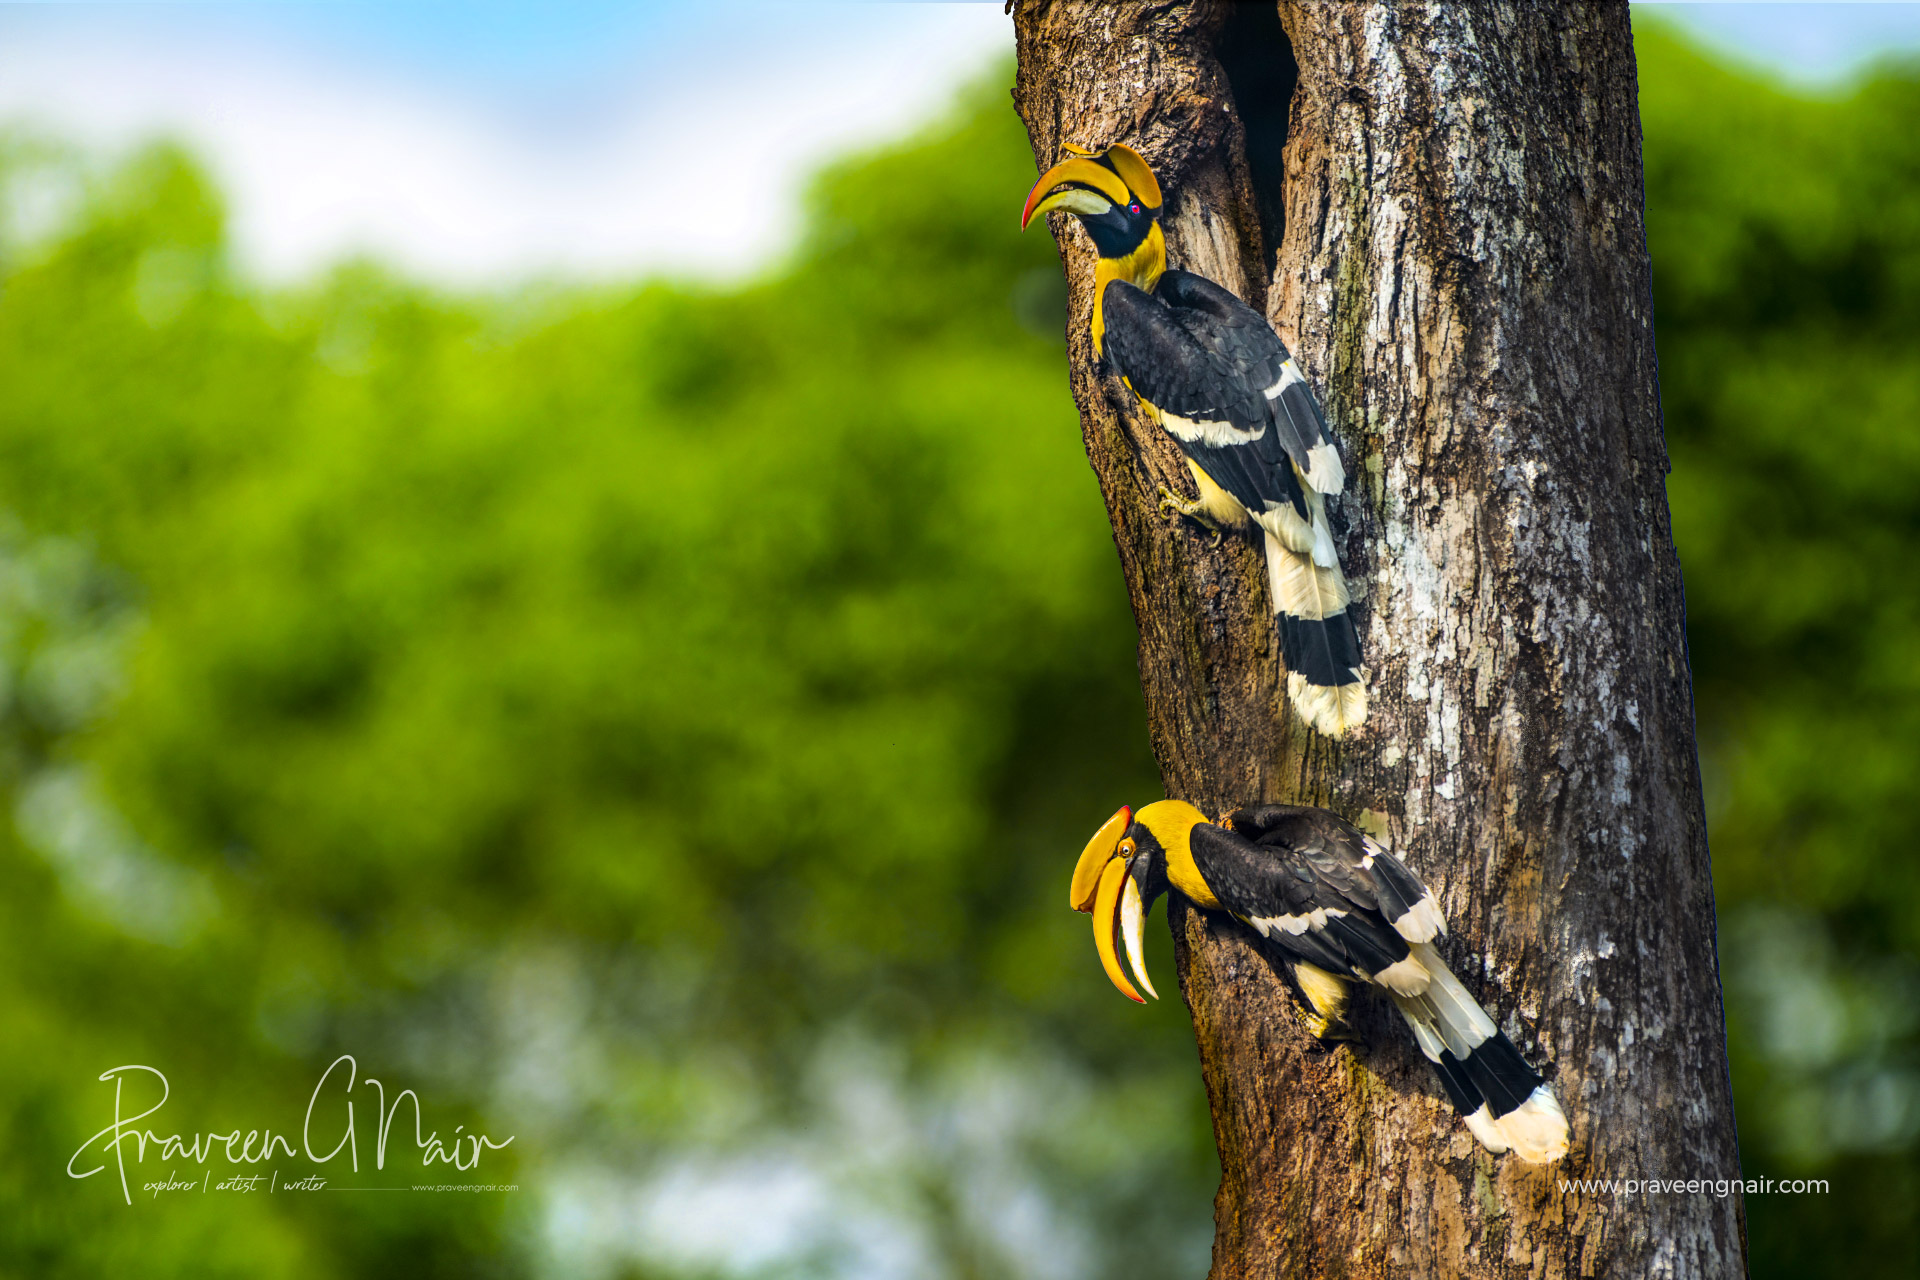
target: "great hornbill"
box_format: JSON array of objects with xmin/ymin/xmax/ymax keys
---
[
  {"xmin": 1072, "ymin": 800, "xmax": 1569, "ymax": 1163},
  {"xmin": 1022, "ymin": 142, "xmax": 1365, "ymax": 737}
]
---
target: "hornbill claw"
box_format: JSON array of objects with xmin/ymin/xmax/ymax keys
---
[
  {"xmin": 1155, "ymin": 485, "xmax": 1225, "ymax": 546},
  {"xmin": 1301, "ymin": 1009, "xmax": 1364, "ymax": 1046}
]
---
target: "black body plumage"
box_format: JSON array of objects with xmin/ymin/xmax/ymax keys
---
[
  {"xmin": 1201, "ymin": 806, "xmax": 1421, "ymax": 979},
  {"xmin": 1197, "ymin": 806, "xmax": 1556, "ymax": 1151},
  {"xmin": 1101, "ymin": 274, "xmax": 1367, "ymax": 730}
]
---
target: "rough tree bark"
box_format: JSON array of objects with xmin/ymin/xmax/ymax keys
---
[{"xmin": 1010, "ymin": 2, "xmax": 1745, "ymax": 1276}]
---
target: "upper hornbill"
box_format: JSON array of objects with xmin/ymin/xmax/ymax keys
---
[
  {"xmin": 1022, "ymin": 142, "xmax": 1365, "ymax": 738},
  {"xmin": 1073, "ymin": 801, "xmax": 1569, "ymax": 1163}
]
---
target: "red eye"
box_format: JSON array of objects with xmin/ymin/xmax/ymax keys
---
[{"xmin": 1129, "ymin": 202, "xmax": 1142, "ymax": 214}]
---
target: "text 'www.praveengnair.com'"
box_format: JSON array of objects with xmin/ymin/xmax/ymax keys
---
[{"xmin": 1559, "ymin": 1178, "xmax": 1826, "ymax": 1196}]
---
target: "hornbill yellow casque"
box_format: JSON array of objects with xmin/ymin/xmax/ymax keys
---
[
  {"xmin": 1022, "ymin": 143, "xmax": 1366, "ymax": 737},
  {"xmin": 1072, "ymin": 801, "xmax": 1570, "ymax": 1163}
]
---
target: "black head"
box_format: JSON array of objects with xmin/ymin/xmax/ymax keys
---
[{"xmin": 1020, "ymin": 143, "xmax": 1164, "ymax": 261}]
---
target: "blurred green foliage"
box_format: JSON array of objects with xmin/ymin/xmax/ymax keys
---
[
  {"xmin": 1639, "ymin": 24, "xmax": 1920, "ymax": 1277},
  {"xmin": 1, "ymin": 19, "xmax": 1917, "ymax": 1279},
  {"xmin": 0, "ymin": 75, "xmax": 1203, "ymax": 1280}
]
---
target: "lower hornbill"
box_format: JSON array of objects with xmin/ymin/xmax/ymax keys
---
[
  {"xmin": 1072, "ymin": 801, "xmax": 1569, "ymax": 1163},
  {"xmin": 1022, "ymin": 142, "xmax": 1366, "ymax": 737}
]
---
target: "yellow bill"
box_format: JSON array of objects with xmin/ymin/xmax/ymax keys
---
[
  {"xmin": 1070, "ymin": 805, "xmax": 1131, "ymax": 911},
  {"xmin": 1021, "ymin": 156, "xmax": 1131, "ymax": 229}
]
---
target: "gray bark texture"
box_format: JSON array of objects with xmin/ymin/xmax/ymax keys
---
[{"xmin": 1009, "ymin": 2, "xmax": 1747, "ymax": 1276}]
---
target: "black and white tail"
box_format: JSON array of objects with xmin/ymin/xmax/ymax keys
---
[
  {"xmin": 1261, "ymin": 488, "xmax": 1366, "ymax": 737},
  {"xmin": 1388, "ymin": 942, "xmax": 1569, "ymax": 1163}
]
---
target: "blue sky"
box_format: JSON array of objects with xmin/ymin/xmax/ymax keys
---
[
  {"xmin": 1, "ymin": 3, "xmax": 1917, "ymax": 286},
  {"xmin": 1648, "ymin": 1, "xmax": 1920, "ymax": 81},
  {"xmin": 0, "ymin": 2, "xmax": 1014, "ymax": 282}
]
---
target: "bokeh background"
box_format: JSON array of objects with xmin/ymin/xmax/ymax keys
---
[{"xmin": 2, "ymin": 2, "xmax": 1916, "ymax": 1276}]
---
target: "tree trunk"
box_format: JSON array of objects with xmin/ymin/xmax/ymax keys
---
[{"xmin": 1009, "ymin": 2, "xmax": 1746, "ymax": 1276}]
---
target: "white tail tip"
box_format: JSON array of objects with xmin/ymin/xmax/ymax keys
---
[
  {"xmin": 1496, "ymin": 1085, "xmax": 1570, "ymax": 1164},
  {"xmin": 1462, "ymin": 1104, "xmax": 1510, "ymax": 1154},
  {"xmin": 1287, "ymin": 672, "xmax": 1368, "ymax": 738}
]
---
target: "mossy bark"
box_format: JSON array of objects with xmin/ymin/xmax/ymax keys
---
[{"xmin": 1010, "ymin": 2, "xmax": 1746, "ymax": 1275}]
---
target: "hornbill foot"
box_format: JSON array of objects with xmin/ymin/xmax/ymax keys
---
[
  {"xmin": 1156, "ymin": 485, "xmax": 1225, "ymax": 547},
  {"xmin": 1302, "ymin": 1009, "xmax": 1364, "ymax": 1045}
]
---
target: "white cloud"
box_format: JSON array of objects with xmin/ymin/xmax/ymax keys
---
[
  {"xmin": 0, "ymin": 3, "xmax": 1013, "ymax": 286},
  {"xmin": 1636, "ymin": 1, "xmax": 1920, "ymax": 87}
]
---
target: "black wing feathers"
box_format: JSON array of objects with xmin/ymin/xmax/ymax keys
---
[
  {"xmin": 1101, "ymin": 275, "xmax": 1331, "ymax": 520},
  {"xmin": 1187, "ymin": 818, "xmax": 1413, "ymax": 976},
  {"xmin": 1368, "ymin": 852, "xmax": 1430, "ymax": 926},
  {"xmin": 1228, "ymin": 804, "xmax": 1428, "ymax": 928},
  {"xmin": 1273, "ymin": 379, "xmax": 1331, "ymax": 472},
  {"xmin": 1151, "ymin": 271, "xmax": 1332, "ymax": 467},
  {"xmin": 1149, "ymin": 272, "xmax": 1288, "ymax": 394},
  {"xmin": 1321, "ymin": 913, "xmax": 1410, "ymax": 975},
  {"xmin": 1185, "ymin": 823, "xmax": 1328, "ymax": 922},
  {"xmin": 1101, "ymin": 280, "xmax": 1269, "ymax": 426},
  {"xmin": 1241, "ymin": 913, "xmax": 1353, "ymax": 976}
]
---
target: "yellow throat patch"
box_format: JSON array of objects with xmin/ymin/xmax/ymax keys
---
[
  {"xmin": 1091, "ymin": 222, "xmax": 1166, "ymax": 357},
  {"xmin": 1135, "ymin": 799, "xmax": 1220, "ymax": 910}
]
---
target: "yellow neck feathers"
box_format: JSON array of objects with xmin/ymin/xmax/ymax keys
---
[
  {"xmin": 1136, "ymin": 799, "xmax": 1221, "ymax": 910},
  {"xmin": 1091, "ymin": 222, "xmax": 1166, "ymax": 357}
]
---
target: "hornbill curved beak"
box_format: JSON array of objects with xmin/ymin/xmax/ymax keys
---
[
  {"xmin": 1069, "ymin": 805, "xmax": 1162, "ymax": 1003},
  {"xmin": 1019, "ymin": 142, "xmax": 1163, "ymax": 230}
]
